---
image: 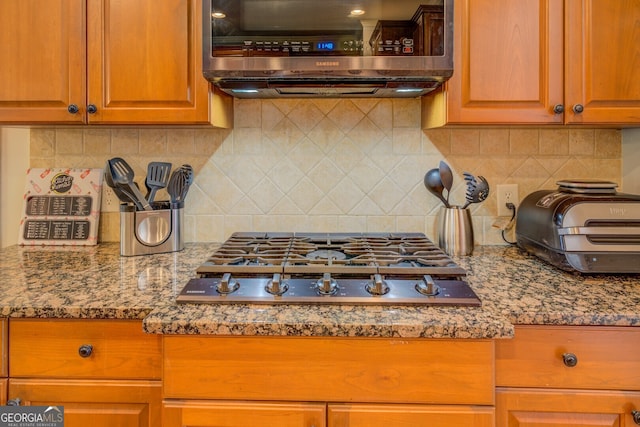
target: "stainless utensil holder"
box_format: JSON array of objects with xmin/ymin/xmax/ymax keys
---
[
  {"xmin": 120, "ymin": 203, "xmax": 183, "ymax": 256},
  {"xmin": 437, "ymin": 206, "xmax": 474, "ymax": 256}
]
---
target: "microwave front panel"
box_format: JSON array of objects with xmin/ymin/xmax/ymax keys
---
[{"xmin": 206, "ymin": 0, "xmax": 447, "ymax": 58}]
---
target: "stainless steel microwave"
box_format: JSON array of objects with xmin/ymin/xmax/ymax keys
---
[{"xmin": 202, "ymin": 0, "xmax": 453, "ymax": 98}]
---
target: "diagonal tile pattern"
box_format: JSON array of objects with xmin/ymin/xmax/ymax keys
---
[{"xmin": 29, "ymin": 98, "xmax": 622, "ymax": 245}]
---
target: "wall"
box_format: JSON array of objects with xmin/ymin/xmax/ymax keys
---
[
  {"xmin": 623, "ymin": 128, "xmax": 640, "ymax": 194},
  {"xmin": 29, "ymin": 98, "xmax": 622, "ymax": 244},
  {"xmin": 0, "ymin": 127, "xmax": 30, "ymax": 247}
]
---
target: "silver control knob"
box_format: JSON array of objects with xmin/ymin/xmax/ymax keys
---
[
  {"xmin": 265, "ymin": 273, "xmax": 289, "ymax": 296},
  {"xmin": 316, "ymin": 272, "xmax": 338, "ymax": 295},
  {"xmin": 365, "ymin": 274, "xmax": 390, "ymax": 296},
  {"xmin": 217, "ymin": 272, "xmax": 239, "ymax": 294},
  {"xmin": 415, "ymin": 275, "xmax": 440, "ymax": 296}
]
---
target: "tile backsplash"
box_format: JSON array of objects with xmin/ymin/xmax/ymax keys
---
[{"xmin": 30, "ymin": 98, "xmax": 621, "ymax": 244}]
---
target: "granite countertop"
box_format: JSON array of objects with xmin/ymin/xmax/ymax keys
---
[{"xmin": 1, "ymin": 243, "xmax": 639, "ymax": 339}]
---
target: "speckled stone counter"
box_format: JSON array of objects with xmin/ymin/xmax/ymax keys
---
[{"xmin": 1, "ymin": 243, "xmax": 639, "ymax": 338}]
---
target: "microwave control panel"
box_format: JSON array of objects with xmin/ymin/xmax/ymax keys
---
[{"xmin": 212, "ymin": 35, "xmax": 371, "ymax": 56}]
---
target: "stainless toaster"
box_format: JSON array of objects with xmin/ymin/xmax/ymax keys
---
[{"xmin": 515, "ymin": 180, "xmax": 640, "ymax": 273}]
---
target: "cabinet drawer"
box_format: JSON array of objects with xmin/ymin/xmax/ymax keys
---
[
  {"xmin": 496, "ymin": 326, "xmax": 640, "ymax": 390},
  {"xmin": 9, "ymin": 319, "xmax": 162, "ymax": 379},
  {"xmin": 164, "ymin": 336, "xmax": 494, "ymax": 405}
]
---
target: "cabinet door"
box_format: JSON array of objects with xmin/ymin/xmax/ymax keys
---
[
  {"xmin": 86, "ymin": 0, "xmax": 209, "ymax": 124},
  {"xmin": 431, "ymin": 0, "xmax": 564, "ymax": 125},
  {"xmin": 328, "ymin": 403, "xmax": 494, "ymax": 427},
  {"xmin": 163, "ymin": 400, "xmax": 326, "ymax": 427},
  {"xmin": 8, "ymin": 379, "xmax": 161, "ymax": 427},
  {"xmin": 0, "ymin": 319, "xmax": 6, "ymax": 377},
  {"xmin": 0, "ymin": 0, "xmax": 86, "ymax": 123},
  {"xmin": 0, "ymin": 379, "xmax": 6, "ymax": 406},
  {"xmin": 564, "ymin": 0, "xmax": 640, "ymax": 125},
  {"xmin": 497, "ymin": 387, "xmax": 640, "ymax": 427}
]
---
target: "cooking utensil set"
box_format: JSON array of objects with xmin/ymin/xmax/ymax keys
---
[
  {"xmin": 105, "ymin": 158, "xmax": 193, "ymax": 210},
  {"xmin": 424, "ymin": 161, "xmax": 490, "ymax": 209}
]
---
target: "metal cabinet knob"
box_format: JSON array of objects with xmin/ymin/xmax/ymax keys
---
[
  {"xmin": 632, "ymin": 410, "xmax": 640, "ymax": 425},
  {"xmin": 78, "ymin": 344, "xmax": 94, "ymax": 358},
  {"xmin": 553, "ymin": 104, "xmax": 564, "ymax": 114},
  {"xmin": 7, "ymin": 398, "xmax": 21, "ymax": 406},
  {"xmin": 572, "ymin": 104, "xmax": 584, "ymax": 114},
  {"xmin": 87, "ymin": 104, "xmax": 98, "ymax": 114},
  {"xmin": 67, "ymin": 104, "xmax": 79, "ymax": 114},
  {"xmin": 562, "ymin": 352, "xmax": 578, "ymax": 367}
]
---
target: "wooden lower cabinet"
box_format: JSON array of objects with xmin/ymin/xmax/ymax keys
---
[
  {"xmin": 163, "ymin": 336, "xmax": 494, "ymax": 404},
  {"xmin": 162, "ymin": 401, "xmax": 495, "ymax": 427},
  {"xmin": 163, "ymin": 400, "xmax": 327, "ymax": 427},
  {"xmin": 7, "ymin": 319, "xmax": 163, "ymax": 426},
  {"xmin": 496, "ymin": 326, "xmax": 640, "ymax": 427},
  {"xmin": 496, "ymin": 388, "xmax": 640, "ymax": 427},
  {"xmin": 328, "ymin": 403, "xmax": 495, "ymax": 427},
  {"xmin": 0, "ymin": 378, "xmax": 6, "ymax": 405},
  {"xmin": 1, "ymin": 319, "xmax": 6, "ymax": 405},
  {"xmin": 9, "ymin": 379, "xmax": 161, "ymax": 427},
  {"xmin": 163, "ymin": 336, "xmax": 495, "ymax": 426}
]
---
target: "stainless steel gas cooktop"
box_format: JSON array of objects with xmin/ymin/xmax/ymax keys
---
[{"xmin": 176, "ymin": 232, "xmax": 481, "ymax": 306}]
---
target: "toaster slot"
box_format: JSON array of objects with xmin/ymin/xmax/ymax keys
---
[
  {"xmin": 559, "ymin": 224, "xmax": 640, "ymax": 251},
  {"xmin": 585, "ymin": 220, "xmax": 640, "ymax": 227},
  {"xmin": 587, "ymin": 235, "xmax": 640, "ymax": 245},
  {"xmin": 584, "ymin": 220, "xmax": 640, "ymax": 245}
]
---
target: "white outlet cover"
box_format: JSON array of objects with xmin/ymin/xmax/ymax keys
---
[{"xmin": 497, "ymin": 184, "xmax": 519, "ymax": 217}]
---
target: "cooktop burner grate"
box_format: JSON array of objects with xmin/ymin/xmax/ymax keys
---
[{"xmin": 177, "ymin": 232, "xmax": 481, "ymax": 306}]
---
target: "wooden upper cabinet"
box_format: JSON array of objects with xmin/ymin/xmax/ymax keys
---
[
  {"xmin": 0, "ymin": 0, "xmax": 87, "ymax": 123},
  {"xmin": 423, "ymin": 0, "xmax": 640, "ymax": 127},
  {"xmin": 564, "ymin": 0, "xmax": 640, "ymax": 124},
  {"xmin": 0, "ymin": 0, "xmax": 210, "ymax": 125},
  {"xmin": 86, "ymin": 0, "xmax": 209, "ymax": 124},
  {"xmin": 441, "ymin": 0, "xmax": 563, "ymax": 125}
]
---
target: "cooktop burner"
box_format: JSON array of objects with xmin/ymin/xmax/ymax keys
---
[{"xmin": 177, "ymin": 232, "xmax": 481, "ymax": 306}]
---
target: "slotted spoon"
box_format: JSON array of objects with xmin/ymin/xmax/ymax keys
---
[
  {"xmin": 462, "ymin": 173, "xmax": 490, "ymax": 209},
  {"xmin": 108, "ymin": 157, "xmax": 153, "ymax": 211}
]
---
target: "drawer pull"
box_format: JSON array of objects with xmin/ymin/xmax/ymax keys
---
[
  {"xmin": 78, "ymin": 344, "xmax": 94, "ymax": 358},
  {"xmin": 6, "ymin": 398, "xmax": 21, "ymax": 406},
  {"xmin": 562, "ymin": 352, "xmax": 578, "ymax": 367},
  {"xmin": 632, "ymin": 410, "xmax": 640, "ymax": 425}
]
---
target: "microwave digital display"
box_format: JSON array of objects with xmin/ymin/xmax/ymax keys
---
[{"xmin": 316, "ymin": 42, "xmax": 335, "ymax": 51}]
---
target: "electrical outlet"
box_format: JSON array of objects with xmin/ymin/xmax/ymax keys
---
[
  {"xmin": 497, "ymin": 184, "xmax": 519, "ymax": 217},
  {"xmin": 101, "ymin": 185, "xmax": 121, "ymax": 213}
]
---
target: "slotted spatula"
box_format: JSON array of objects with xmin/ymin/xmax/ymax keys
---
[
  {"xmin": 144, "ymin": 161, "xmax": 172, "ymax": 204},
  {"xmin": 108, "ymin": 157, "xmax": 153, "ymax": 211}
]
